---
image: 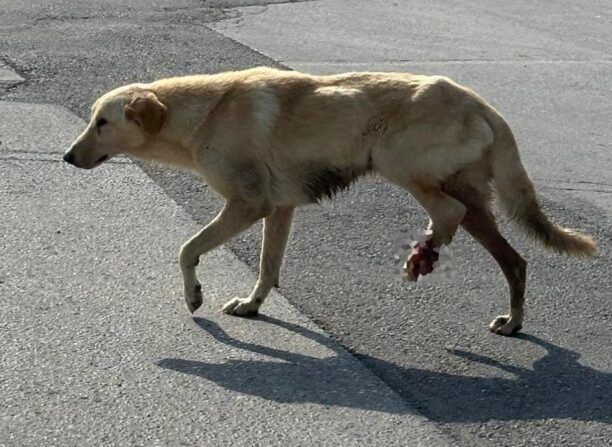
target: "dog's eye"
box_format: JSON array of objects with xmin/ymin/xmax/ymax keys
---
[{"xmin": 96, "ymin": 118, "xmax": 108, "ymax": 128}]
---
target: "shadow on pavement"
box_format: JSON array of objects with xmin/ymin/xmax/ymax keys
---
[{"xmin": 156, "ymin": 315, "xmax": 611, "ymax": 422}]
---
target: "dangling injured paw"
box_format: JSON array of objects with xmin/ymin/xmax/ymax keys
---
[
  {"xmin": 404, "ymin": 238, "xmax": 439, "ymax": 281},
  {"xmin": 394, "ymin": 229, "xmax": 455, "ymax": 283}
]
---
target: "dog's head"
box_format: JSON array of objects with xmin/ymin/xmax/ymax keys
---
[{"xmin": 63, "ymin": 85, "xmax": 167, "ymax": 169}]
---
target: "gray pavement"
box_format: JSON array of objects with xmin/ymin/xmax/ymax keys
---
[
  {"xmin": 1, "ymin": 0, "xmax": 611, "ymax": 446},
  {"xmin": 0, "ymin": 101, "xmax": 448, "ymax": 446}
]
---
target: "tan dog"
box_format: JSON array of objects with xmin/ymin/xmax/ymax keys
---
[{"xmin": 64, "ymin": 67, "xmax": 596, "ymax": 335}]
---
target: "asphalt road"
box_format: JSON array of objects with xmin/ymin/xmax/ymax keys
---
[{"xmin": 1, "ymin": 1, "xmax": 610, "ymax": 446}]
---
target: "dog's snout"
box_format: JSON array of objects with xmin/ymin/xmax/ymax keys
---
[{"xmin": 63, "ymin": 151, "xmax": 76, "ymax": 165}]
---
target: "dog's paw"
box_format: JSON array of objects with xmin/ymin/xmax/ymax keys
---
[
  {"xmin": 403, "ymin": 244, "xmax": 439, "ymax": 281},
  {"xmin": 222, "ymin": 297, "xmax": 260, "ymax": 317},
  {"xmin": 184, "ymin": 283, "xmax": 203, "ymax": 314},
  {"xmin": 489, "ymin": 315, "xmax": 522, "ymax": 336}
]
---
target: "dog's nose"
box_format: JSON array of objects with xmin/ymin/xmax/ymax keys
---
[{"xmin": 63, "ymin": 151, "xmax": 76, "ymax": 165}]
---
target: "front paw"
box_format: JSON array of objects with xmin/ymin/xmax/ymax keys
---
[
  {"xmin": 222, "ymin": 297, "xmax": 261, "ymax": 317},
  {"xmin": 489, "ymin": 315, "xmax": 522, "ymax": 336},
  {"xmin": 184, "ymin": 283, "xmax": 203, "ymax": 314}
]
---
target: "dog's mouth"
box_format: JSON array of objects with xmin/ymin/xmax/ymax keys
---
[
  {"xmin": 86, "ymin": 154, "xmax": 110, "ymax": 169},
  {"xmin": 79, "ymin": 154, "xmax": 110, "ymax": 170}
]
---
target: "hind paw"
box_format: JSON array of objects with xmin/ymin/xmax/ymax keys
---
[
  {"xmin": 403, "ymin": 240, "xmax": 439, "ymax": 281},
  {"xmin": 222, "ymin": 297, "xmax": 261, "ymax": 317},
  {"xmin": 489, "ymin": 315, "xmax": 522, "ymax": 336}
]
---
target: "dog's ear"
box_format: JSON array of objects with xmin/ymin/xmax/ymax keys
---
[{"xmin": 125, "ymin": 91, "xmax": 167, "ymax": 135}]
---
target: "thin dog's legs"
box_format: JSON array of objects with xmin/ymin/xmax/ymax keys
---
[
  {"xmin": 223, "ymin": 206, "xmax": 294, "ymax": 316},
  {"xmin": 460, "ymin": 201, "xmax": 527, "ymax": 335},
  {"xmin": 179, "ymin": 200, "xmax": 266, "ymax": 313}
]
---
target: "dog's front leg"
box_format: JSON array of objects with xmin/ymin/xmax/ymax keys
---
[
  {"xmin": 179, "ymin": 200, "xmax": 264, "ymax": 313},
  {"xmin": 223, "ymin": 206, "xmax": 294, "ymax": 316}
]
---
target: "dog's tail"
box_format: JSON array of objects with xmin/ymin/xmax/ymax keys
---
[{"xmin": 484, "ymin": 108, "xmax": 596, "ymax": 257}]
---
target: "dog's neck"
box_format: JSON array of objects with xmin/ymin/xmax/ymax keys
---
[
  {"xmin": 160, "ymin": 81, "xmax": 230, "ymax": 166},
  {"xmin": 125, "ymin": 137, "xmax": 195, "ymax": 172},
  {"xmin": 126, "ymin": 80, "xmax": 230, "ymax": 173}
]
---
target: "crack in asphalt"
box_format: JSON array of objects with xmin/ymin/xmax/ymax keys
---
[
  {"xmin": 541, "ymin": 185, "xmax": 612, "ymax": 194},
  {"xmin": 283, "ymin": 59, "xmax": 612, "ymax": 65},
  {"xmin": 0, "ymin": 155, "xmax": 131, "ymax": 165},
  {"xmin": 536, "ymin": 179, "xmax": 612, "ymax": 194},
  {"xmin": 202, "ymin": 0, "xmax": 319, "ymax": 8},
  {"xmin": 0, "ymin": 149, "xmax": 132, "ymax": 165}
]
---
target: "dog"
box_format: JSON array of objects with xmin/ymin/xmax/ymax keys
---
[{"xmin": 63, "ymin": 67, "xmax": 596, "ymax": 335}]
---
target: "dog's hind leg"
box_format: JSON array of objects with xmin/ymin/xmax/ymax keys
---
[
  {"xmin": 413, "ymin": 186, "xmax": 466, "ymax": 247},
  {"xmin": 223, "ymin": 206, "xmax": 294, "ymax": 316},
  {"xmin": 451, "ymin": 187, "xmax": 527, "ymax": 335},
  {"xmin": 377, "ymin": 172, "xmax": 466, "ymax": 279},
  {"xmin": 179, "ymin": 200, "xmax": 268, "ymax": 313},
  {"xmin": 376, "ymin": 159, "xmax": 467, "ymax": 276},
  {"xmin": 390, "ymin": 179, "xmax": 467, "ymax": 248}
]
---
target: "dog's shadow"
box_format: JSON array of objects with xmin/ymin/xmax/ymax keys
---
[{"xmin": 157, "ymin": 315, "xmax": 611, "ymax": 423}]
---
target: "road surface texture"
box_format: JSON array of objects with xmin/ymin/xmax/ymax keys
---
[{"xmin": 1, "ymin": 1, "xmax": 610, "ymax": 446}]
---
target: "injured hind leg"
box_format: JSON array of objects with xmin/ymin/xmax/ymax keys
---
[
  {"xmin": 412, "ymin": 187, "xmax": 466, "ymax": 246},
  {"xmin": 402, "ymin": 185, "xmax": 466, "ymax": 280}
]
